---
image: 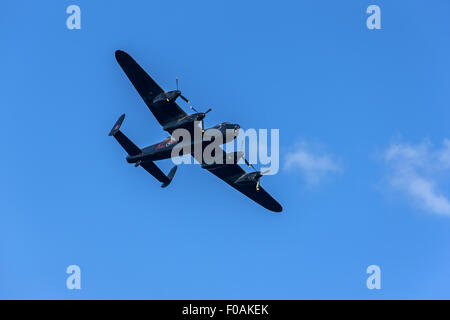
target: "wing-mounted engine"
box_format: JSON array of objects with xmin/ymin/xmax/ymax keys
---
[
  {"xmin": 148, "ymin": 77, "xmax": 214, "ymax": 133},
  {"xmin": 152, "ymin": 90, "xmax": 188, "ymax": 105},
  {"xmin": 151, "ymin": 77, "xmax": 190, "ymax": 105},
  {"xmin": 201, "ymin": 151, "xmax": 245, "ymax": 170},
  {"xmin": 233, "ymin": 152, "xmax": 270, "ymax": 191},
  {"xmin": 235, "ymin": 171, "xmax": 264, "ymax": 191},
  {"xmin": 202, "ymin": 150, "xmax": 269, "ymax": 191},
  {"xmin": 163, "ymin": 110, "xmax": 211, "ymax": 132}
]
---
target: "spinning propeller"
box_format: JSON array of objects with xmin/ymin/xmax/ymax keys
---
[
  {"xmin": 176, "ymin": 77, "xmax": 212, "ymax": 132},
  {"xmin": 176, "ymin": 77, "xmax": 190, "ymax": 103},
  {"xmin": 189, "ymin": 105, "xmax": 212, "ymax": 132},
  {"xmin": 239, "ymin": 141, "xmax": 270, "ymax": 191}
]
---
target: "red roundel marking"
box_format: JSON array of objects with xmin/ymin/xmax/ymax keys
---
[{"xmin": 115, "ymin": 125, "xmax": 120, "ymax": 130}]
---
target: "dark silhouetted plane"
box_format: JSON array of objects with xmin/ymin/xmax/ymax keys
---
[{"xmin": 110, "ymin": 50, "xmax": 282, "ymax": 212}]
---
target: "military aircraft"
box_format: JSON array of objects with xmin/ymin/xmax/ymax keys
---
[{"xmin": 110, "ymin": 50, "xmax": 282, "ymax": 212}]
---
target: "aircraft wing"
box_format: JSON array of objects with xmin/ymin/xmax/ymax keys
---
[
  {"xmin": 115, "ymin": 50, "xmax": 187, "ymax": 127},
  {"xmin": 197, "ymin": 150, "xmax": 282, "ymax": 213}
]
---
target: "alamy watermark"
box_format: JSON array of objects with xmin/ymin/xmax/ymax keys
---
[
  {"xmin": 366, "ymin": 5, "xmax": 381, "ymax": 30},
  {"xmin": 66, "ymin": 265, "xmax": 81, "ymax": 290},
  {"xmin": 66, "ymin": 5, "xmax": 81, "ymax": 30},
  {"xmin": 167, "ymin": 123, "xmax": 280, "ymax": 175},
  {"xmin": 366, "ymin": 265, "xmax": 381, "ymax": 290}
]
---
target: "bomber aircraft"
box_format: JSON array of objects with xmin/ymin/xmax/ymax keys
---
[{"xmin": 110, "ymin": 50, "xmax": 282, "ymax": 212}]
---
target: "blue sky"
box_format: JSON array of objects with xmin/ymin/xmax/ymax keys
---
[{"xmin": 1, "ymin": 0, "xmax": 450, "ymax": 299}]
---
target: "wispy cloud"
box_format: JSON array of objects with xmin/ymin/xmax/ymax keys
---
[
  {"xmin": 384, "ymin": 139, "xmax": 450, "ymax": 216},
  {"xmin": 284, "ymin": 142, "xmax": 341, "ymax": 186}
]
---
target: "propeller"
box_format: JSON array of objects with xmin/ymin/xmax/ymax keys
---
[
  {"xmin": 239, "ymin": 141, "xmax": 257, "ymax": 170},
  {"xmin": 176, "ymin": 77, "xmax": 190, "ymax": 103},
  {"xmin": 255, "ymin": 169, "xmax": 270, "ymax": 191},
  {"xmin": 238, "ymin": 141, "xmax": 270, "ymax": 191},
  {"xmin": 190, "ymin": 106, "xmax": 212, "ymax": 132},
  {"xmin": 175, "ymin": 78, "xmax": 212, "ymax": 132}
]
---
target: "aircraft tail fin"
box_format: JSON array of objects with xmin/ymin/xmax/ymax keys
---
[
  {"xmin": 161, "ymin": 165, "xmax": 178, "ymax": 188},
  {"xmin": 140, "ymin": 162, "xmax": 177, "ymax": 188},
  {"xmin": 109, "ymin": 114, "xmax": 141, "ymax": 156},
  {"xmin": 109, "ymin": 114, "xmax": 177, "ymax": 188}
]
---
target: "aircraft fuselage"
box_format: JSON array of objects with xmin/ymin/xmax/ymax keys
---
[{"xmin": 126, "ymin": 122, "xmax": 239, "ymax": 164}]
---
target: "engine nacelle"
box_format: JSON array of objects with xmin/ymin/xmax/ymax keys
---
[
  {"xmin": 152, "ymin": 90, "xmax": 181, "ymax": 104},
  {"xmin": 206, "ymin": 122, "xmax": 240, "ymax": 144},
  {"xmin": 201, "ymin": 151, "xmax": 245, "ymax": 170},
  {"xmin": 234, "ymin": 171, "xmax": 260, "ymax": 185},
  {"xmin": 163, "ymin": 113, "xmax": 204, "ymax": 132}
]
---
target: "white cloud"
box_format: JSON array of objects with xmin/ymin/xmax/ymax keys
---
[
  {"xmin": 284, "ymin": 142, "xmax": 341, "ymax": 186},
  {"xmin": 384, "ymin": 139, "xmax": 450, "ymax": 216}
]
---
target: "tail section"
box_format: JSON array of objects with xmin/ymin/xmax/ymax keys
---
[
  {"xmin": 109, "ymin": 113, "xmax": 125, "ymax": 136},
  {"xmin": 161, "ymin": 165, "xmax": 178, "ymax": 188},
  {"xmin": 109, "ymin": 114, "xmax": 178, "ymax": 187},
  {"xmin": 109, "ymin": 114, "xmax": 141, "ymax": 156}
]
